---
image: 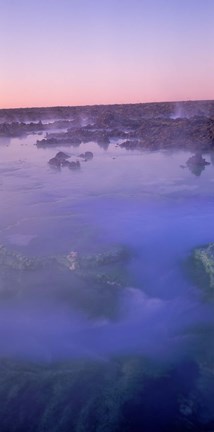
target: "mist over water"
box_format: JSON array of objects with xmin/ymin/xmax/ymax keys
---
[
  {"xmin": 0, "ymin": 288, "xmax": 212, "ymax": 363},
  {"xmin": 1, "ymin": 130, "xmax": 214, "ymax": 430},
  {"xmin": 0, "ymin": 133, "xmax": 214, "ymax": 364}
]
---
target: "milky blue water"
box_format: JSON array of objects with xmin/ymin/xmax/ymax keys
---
[{"xmin": 0, "ymin": 133, "xmax": 214, "ymax": 365}]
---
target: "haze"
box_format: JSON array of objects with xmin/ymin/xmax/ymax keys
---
[{"xmin": 1, "ymin": 0, "xmax": 214, "ymax": 108}]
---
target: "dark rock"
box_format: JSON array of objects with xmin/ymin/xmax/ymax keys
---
[
  {"xmin": 124, "ymin": 116, "xmax": 214, "ymax": 151},
  {"xmin": 1, "ymin": 101, "xmax": 214, "ymax": 152},
  {"xmin": 61, "ymin": 160, "xmax": 80, "ymax": 170},
  {"xmin": 79, "ymin": 151, "xmax": 93, "ymax": 161},
  {"xmin": 186, "ymin": 153, "xmax": 210, "ymax": 167},
  {"xmin": 44, "ymin": 120, "xmax": 75, "ymax": 130},
  {"xmin": 108, "ymin": 128, "xmax": 127, "ymax": 139},
  {"xmin": 94, "ymin": 111, "xmax": 116, "ymax": 128},
  {"xmin": 48, "ymin": 156, "xmax": 61, "ymax": 168},
  {"xmin": 95, "ymin": 131, "xmax": 110, "ymax": 146},
  {"xmin": 55, "ymin": 151, "xmax": 69, "ymax": 160},
  {"xmin": 37, "ymin": 136, "xmax": 81, "ymax": 147},
  {"xmin": 48, "ymin": 151, "xmax": 71, "ymax": 168},
  {"xmin": 186, "ymin": 153, "xmax": 210, "ymax": 176},
  {"xmin": 66, "ymin": 128, "xmax": 110, "ymax": 146},
  {"xmin": 120, "ymin": 140, "xmax": 141, "ymax": 149},
  {"xmin": 38, "ymin": 137, "xmax": 58, "ymax": 147},
  {"xmin": 1, "ymin": 100, "xmax": 213, "ymax": 124},
  {"xmin": 66, "ymin": 127, "xmax": 94, "ymax": 143},
  {"xmin": 0, "ymin": 121, "xmax": 44, "ymax": 137},
  {"xmin": 186, "ymin": 243, "xmax": 214, "ymax": 295}
]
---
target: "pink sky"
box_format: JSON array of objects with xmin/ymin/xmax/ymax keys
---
[{"xmin": 1, "ymin": 0, "xmax": 214, "ymax": 108}]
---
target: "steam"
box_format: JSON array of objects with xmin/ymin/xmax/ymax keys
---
[
  {"xmin": 171, "ymin": 103, "xmax": 188, "ymax": 119},
  {"xmin": 0, "ymin": 287, "xmax": 212, "ymax": 362},
  {"xmin": 171, "ymin": 102, "xmax": 210, "ymax": 120}
]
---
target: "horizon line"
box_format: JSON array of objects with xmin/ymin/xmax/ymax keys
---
[{"xmin": 0, "ymin": 98, "xmax": 214, "ymax": 112}]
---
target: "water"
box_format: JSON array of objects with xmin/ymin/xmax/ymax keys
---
[
  {"xmin": 1, "ymin": 133, "xmax": 214, "ymax": 358},
  {"xmin": 1, "ymin": 132, "xmax": 214, "ymax": 430}
]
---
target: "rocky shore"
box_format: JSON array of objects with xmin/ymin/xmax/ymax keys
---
[{"xmin": 0, "ymin": 101, "xmax": 214, "ymax": 152}]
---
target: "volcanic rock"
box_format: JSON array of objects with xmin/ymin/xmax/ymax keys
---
[
  {"xmin": 48, "ymin": 152, "xmax": 80, "ymax": 170},
  {"xmin": 79, "ymin": 151, "xmax": 93, "ymax": 161},
  {"xmin": 186, "ymin": 152, "xmax": 210, "ymax": 176},
  {"xmin": 61, "ymin": 160, "xmax": 80, "ymax": 170}
]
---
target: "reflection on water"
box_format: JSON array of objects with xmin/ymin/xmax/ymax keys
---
[
  {"xmin": 1, "ymin": 133, "xmax": 214, "ymax": 430},
  {"xmin": 0, "ymin": 136, "xmax": 10, "ymax": 146}
]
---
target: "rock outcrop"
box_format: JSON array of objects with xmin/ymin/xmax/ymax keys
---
[
  {"xmin": 48, "ymin": 152, "xmax": 80, "ymax": 170},
  {"xmin": 0, "ymin": 244, "xmax": 132, "ymax": 318},
  {"xmin": 186, "ymin": 243, "xmax": 214, "ymax": 295},
  {"xmin": 79, "ymin": 151, "xmax": 93, "ymax": 161},
  {"xmin": 186, "ymin": 153, "xmax": 210, "ymax": 176}
]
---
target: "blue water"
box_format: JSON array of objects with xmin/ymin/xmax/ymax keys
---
[{"xmin": 0, "ymin": 133, "xmax": 214, "ymax": 365}]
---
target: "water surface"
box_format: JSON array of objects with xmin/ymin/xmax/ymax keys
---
[{"xmin": 1, "ymin": 133, "xmax": 214, "ymax": 430}]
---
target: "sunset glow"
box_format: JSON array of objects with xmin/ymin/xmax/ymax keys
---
[{"xmin": 1, "ymin": 0, "xmax": 214, "ymax": 108}]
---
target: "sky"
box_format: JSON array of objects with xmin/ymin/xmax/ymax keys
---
[{"xmin": 0, "ymin": 0, "xmax": 214, "ymax": 108}]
